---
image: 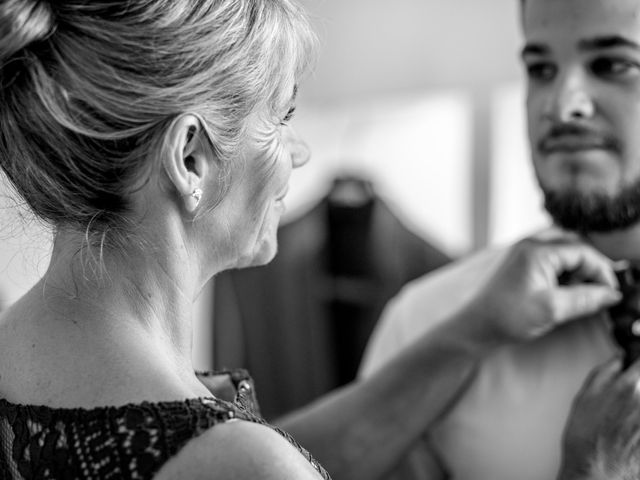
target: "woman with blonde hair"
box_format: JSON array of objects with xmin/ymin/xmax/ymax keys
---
[{"xmin": 0, "ymin": 1, "xmax": 639, "ymax": 479}]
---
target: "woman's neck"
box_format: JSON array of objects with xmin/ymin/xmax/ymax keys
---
[{"xmin": 41, "ymin": 227, "xmax": 202, "ymax": 379}]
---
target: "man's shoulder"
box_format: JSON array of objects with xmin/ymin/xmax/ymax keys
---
[
  {"xmin": 429, "ymin": 316, "xmax": 615, "ymax": 479},
  {"xmin": 394, "ymin": 246, "xmax": 509, "ymax": 315},
  {"xmin": 359, "ymin": 246, "xmax": 509, "ymax": 376}
]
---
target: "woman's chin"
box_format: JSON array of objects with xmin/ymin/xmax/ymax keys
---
[{"xmin": 235, "ymin": 239, "xmax": 278, "ymax": 269}]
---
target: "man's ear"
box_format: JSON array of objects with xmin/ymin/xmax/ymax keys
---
[{"xmin": 163, "ymin": 114, "xmax": 216, "ymax": 213}]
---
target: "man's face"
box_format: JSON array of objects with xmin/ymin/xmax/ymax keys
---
[{"xmin": 522, "ymin": 0, "xmax": 640, "ymax": 233}]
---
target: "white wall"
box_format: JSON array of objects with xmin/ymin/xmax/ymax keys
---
[
  {"xmin": 284, "ymin": 0, "xmax": 534, "ymax": 254},
  {"xmin": 0, "ymin": 177, "xmax": 52, "ymax": 307},
  {"xmin": 286, "ymin": 91, "xmax": 473, "ymax": 254},
  {"xmin": 489, "ymin": 83, "xmax": 551, "ymax": 246},
  {"xmin": 298, "ymin": 0, "xmax": 522, "ymax": 101}
]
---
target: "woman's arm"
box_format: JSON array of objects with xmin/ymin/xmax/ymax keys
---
[
  {"xmin": 276, "ymin": 235, "xmax": 622, "ymax": 480},
  {"xmin": 276, "ymin": 311, "xmax": 482, "ymax": 480}
]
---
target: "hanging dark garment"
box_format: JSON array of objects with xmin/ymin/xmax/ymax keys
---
[{"xmin": 211, "ymin": 176, "xmax": 452, "ymax": 420}]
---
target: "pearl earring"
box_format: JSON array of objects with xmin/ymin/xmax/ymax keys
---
[{"xmin": 191, "ymin": 187, "xmax": 203, "ymax": 206}]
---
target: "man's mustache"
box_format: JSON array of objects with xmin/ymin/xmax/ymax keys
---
[{"xmin": 538, "ymin": 124, "xmax": 621, "ymax": 154}]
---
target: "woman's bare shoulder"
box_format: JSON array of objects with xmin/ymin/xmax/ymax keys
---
[{"xmin": 154, "ymin": 419, "xmax": 324, "ymax": 480}]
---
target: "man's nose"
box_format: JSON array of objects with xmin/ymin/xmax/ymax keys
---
[
  {"xmin": 544, "ymin": 69, "xmax": 595, "ymax": 122},
  {"xmin": 283, "ymin": 126, "xmax": 311, "ymax": 169}
]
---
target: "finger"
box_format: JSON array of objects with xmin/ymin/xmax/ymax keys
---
[
  {"xmin": 542, "ymin": 243, "xmax": 619, "ymax": 290},
  {"xmin": 550, "ymin": 285, "xmax": 622, "ymax": 323}
]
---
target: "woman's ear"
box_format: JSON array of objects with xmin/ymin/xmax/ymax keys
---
[{"xmin": 163, "ymin": 114, "xmax": 216, "ymax": 213}]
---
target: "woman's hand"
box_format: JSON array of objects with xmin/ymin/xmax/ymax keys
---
[
  {"xmin": 558, "ymin": 358, "xmax": 640, "ymax": 480},
  {"xmin": 459, "ymin": 232, "xmax": 622, "ymax": 348}
]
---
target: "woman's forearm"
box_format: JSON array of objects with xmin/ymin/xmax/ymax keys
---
[
  {"xmin": 276, "ymin": 236, "xmax": 624, "ymax": 480},
  {"xmin": 275, "ymin": 311, "xmax": 493, "ymax": 480}
]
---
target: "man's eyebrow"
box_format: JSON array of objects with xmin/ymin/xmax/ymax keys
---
[
  {"xmin": 520, "ymin": 43, "xmax": 549, "ymax": 58},
  {"xmin": 521, "ymin": 36, "xmax": 640, "ymax": 58},
  {"xmin": 579, "ymin": 35, "xmax": 640, "ymax": 51}
]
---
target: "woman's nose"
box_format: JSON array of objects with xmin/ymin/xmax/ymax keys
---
[{"xmin": 283, "ymin": 126, "xmax": 311, "ymax": 169}]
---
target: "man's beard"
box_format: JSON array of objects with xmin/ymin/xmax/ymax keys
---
[{"xmin": 542, "ymin": 180, "xmax": 640, "ymax": 233}]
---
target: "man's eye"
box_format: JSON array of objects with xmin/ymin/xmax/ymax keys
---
[
  {"xmin": 590, "ymin": 57, "xmax": 640, "ymax": 77},
  {"xmin": 525, "ymin": 62, "xmax": 556, "ymax": 81}
]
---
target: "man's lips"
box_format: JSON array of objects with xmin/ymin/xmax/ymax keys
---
[
  {"xmin": 538, "ymin": 135, "xmax": 616, "ymax": 155},
  {"xmin": 537, "ymin": 123, "xmax": 620, "ymax": 155}
]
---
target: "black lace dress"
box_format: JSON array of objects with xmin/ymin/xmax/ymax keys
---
[{"xmin": 0, "ymin": 369, "xmax": 331, "ymax": 480}]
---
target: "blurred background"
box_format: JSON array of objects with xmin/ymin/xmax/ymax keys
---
[{"xmin": 0, "ymin": 0, "xmax": 551, "ymax": 419}]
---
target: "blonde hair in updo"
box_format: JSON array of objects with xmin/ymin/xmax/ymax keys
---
[{"xmin": 0, "ymin": 0, "xmax": 316, "ymax": 244}]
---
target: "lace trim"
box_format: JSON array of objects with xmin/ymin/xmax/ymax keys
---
[{"xmin": 0, "ymin": 370, "xmax": 331, "ymax": 479}]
